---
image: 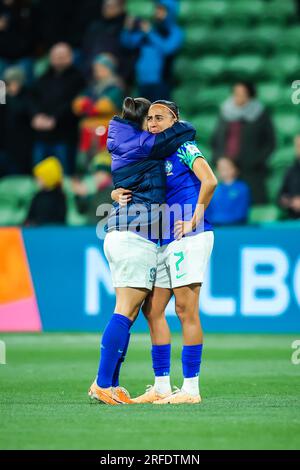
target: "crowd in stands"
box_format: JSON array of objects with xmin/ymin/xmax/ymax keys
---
[{"xmin": 0, "ymin": 0, "xmax": 299, "ymax": 226}]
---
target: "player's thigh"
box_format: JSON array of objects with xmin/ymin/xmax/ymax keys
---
[
  {"xmin": 154, "ymin": 244, "xmax": 172, "ymax": 290},
  {"xmin": 104, "ymin": 230, "xmax": 158, "ymax": 290},
  {"xmin": 168, "ymin": 231, "xmax": 214, "ymax": 288},
  {"xmin": 115, "ymin": 287, "xmax": 150, "ymax": 319},
  {"xmin": 142, "ymin": 287, "xmax": 173, "ymax": 321}
]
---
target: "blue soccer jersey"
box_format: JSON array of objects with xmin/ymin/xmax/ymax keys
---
[{"xmin": 160, "ymin": 141, "xmax": 213, "ymax": 245}]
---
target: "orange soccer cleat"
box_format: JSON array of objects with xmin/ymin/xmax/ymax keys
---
[
  {"xmin": 153, "ymin": 387, "xmax": 202, "ymax": 405},
  {"xmin": 132, "ymin": 385, "xmax": 171, "ymax": 404}
]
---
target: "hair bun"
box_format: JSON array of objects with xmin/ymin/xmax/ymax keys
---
[{"xmin": 124, "ymin": 96, "xmax": 135, "ymax": 110}]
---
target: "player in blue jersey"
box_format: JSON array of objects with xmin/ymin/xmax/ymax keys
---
[{"xmin": 113, "ymin": 101, "xmax": 217, "ymax": 404}]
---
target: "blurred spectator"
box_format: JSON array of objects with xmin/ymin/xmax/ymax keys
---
[
  {"xmin": 25, "ymin": 156, "xmax": 66, "ymax": 226},
  {"xmin": 121, "ymin": 0, "xmax": 182, "ymax": 101},
  {"xmin": 72, "ymin": 54, "xmax": 123, "ymax": 174},
  {"xmin": 206, "ymin": 157, "xmax": 251, "ymax": 226},
  {"xmin": 0, "ymin": 65, "xmax": 32, "ymax": 176},
  {"xmin": 35, "ymin": 0, "xmax": 101, "ymax": 52},
  {"xmin": 29, "ymin": 43, "xmax": 85, "ymax": 174},
  {"xmin": 278, "ymin": 135, "xmax": 300, "ymax": 219},
  {"xmin": 211, "ymin": 81, "xmax": 276, "ymax": 204},
  {"xmin": 72, "ymin": 153, "xmax": 113, "ymax": 224},
  {"xmin": 82, "ymin": 0, "xmax": 136, "ymax": 85},
  {"xmin": 0, "ymin": 0, "xmax": 36, "ymax": 82}
]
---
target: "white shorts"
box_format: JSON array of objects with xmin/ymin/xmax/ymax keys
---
[
  {"xmin": 155, "ymin": 231, "xmax": 214, "ymax": 289},
  {"xmin": 104, "ymin": 230, "xmax": 158, "ymax": 290}
]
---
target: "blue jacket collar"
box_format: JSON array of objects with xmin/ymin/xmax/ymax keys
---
[{"xmin": 112, "ymin": 115, "xmax": 141, "ymax": 130}]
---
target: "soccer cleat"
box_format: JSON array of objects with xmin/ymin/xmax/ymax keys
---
[
  {"xmin": 113, "ymin": 386, "xmax": 134, "ymax": 404},
  {"xmin": 153, "ymin": 387, "xmax": 201, "ymax": 405},
  {"xmin": 132, "ymin": 385, "xmax": 171, "ymax": 404},
  {"xmin": 88, "ymin": 381, "xmax": 122, "ymax": 405}
]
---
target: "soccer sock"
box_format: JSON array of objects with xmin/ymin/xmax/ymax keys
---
[
  {"xmin": 112, "ymin": 333, "xmax": 131, "ymax": 387},
  {"xmin": 97, "ymin": 314, "xmax": 132, "ymax": 388},
  {"xmin": 152, "ymin": 344, "xmax": 172, "ymax": 394},
  {"xmin": 181, "ymin": 344, "xmax": 203, "ymax": 396}
]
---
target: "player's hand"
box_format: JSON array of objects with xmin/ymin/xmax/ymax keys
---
[
  {"xmin": 111, "ymin": 188, "xmax": 132, "ymax": 206},
  {"xmin": 72, "ymin": 179, "xmax": 88, "ymax": 196},
  {"xmin": 31, "ymin": 114, "xmax": 54, "ymax": 130},
  {"xmin": 174, "ymin": 220, "xmax": 195, "ymax": 240}
]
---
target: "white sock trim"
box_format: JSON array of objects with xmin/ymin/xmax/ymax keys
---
[
  {"xmin": 182, "ymin": 377, "xmax": 200, "ymax": 396},
  {"xmin": 154, "ymin": 376, "xmax": 171, "ymax": 394}
]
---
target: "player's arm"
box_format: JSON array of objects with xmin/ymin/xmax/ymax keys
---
[
  {"xmin": 111, "ymin": 188, "xmax": 132, "ymax": 206},
  {"xmin": 174, "ymin": 143, "xmax": 218, "ymax": 240},
  {"xmin": 192, "ymin": 157, "xmax": 218, "ymax": 210},
  {"xmin": 141, "ymin": 121, "xmax": 196, "ymax": 159}
]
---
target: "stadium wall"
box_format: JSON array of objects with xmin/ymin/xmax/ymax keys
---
[{"xmin": 0, "ymin": 226, "xmax": 299, "ymax": 333}]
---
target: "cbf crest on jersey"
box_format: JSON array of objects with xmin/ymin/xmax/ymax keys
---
[
  {"xmin": 165, "ymin": 160, "xmax": 173, "ymax": 176},
  {"xmin": 149, "ymin": 267, "xmax": 157, "ymax": 282}
]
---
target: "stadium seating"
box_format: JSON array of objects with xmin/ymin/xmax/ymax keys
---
[
  {"xmin": 0, "ymin": 176, "xmax": 94, "ymax": 226},
  {"xmin": 274, "ymin": 113, "xmax": 299, "ymax": 143},
  {"xmin": 179, "ymin": 0, "xmax": 229, "ymax": 25},
  {"xmin": 168, "ymin": 0, "xmax": 300, "ymax": 222},
  {"xmin": 226, "ymin": 0, "xmax": 265, "ymax": 26},
  {"xmin": 126, "ymin": 0, "xmax": 154, "ymax": 18},
  {"xmin": 268, "ymin": 146, "xmax": 295, "ymax": 170},
  {"xmin": 0, "ymin": 176, "xmax": 37, "ymax": 225},
  {"xmin": 262, "ymin": 0, "xmax": 296, "ymax": 25},
  {"xmin": 1, "ymin": 0, "xmax": 299, "ymax": 227},
  {"xmin": 248, "ymin": 204, "xmax": 283, "ymax": 224}
]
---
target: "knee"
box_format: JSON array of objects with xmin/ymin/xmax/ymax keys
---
[
  {"xmin": 175, "ymin": 302, "xmax": 198, "ymax": 324},
  {"xmin": 175, "ymin": 301, "xmax": 188, "ymax": 322},
  {"xmin": 143, "ymin": 307, "xmax": 163, "ymax": 328},
  {"xmin": 115, "ymin": 300, "xmax": 139, "ymax": 321}
]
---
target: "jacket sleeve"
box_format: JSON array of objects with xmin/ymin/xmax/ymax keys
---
[
  {"xmin": 147, "ymin": 25, "xmax": 183, "ymax": 55},
  {"xmin": 121, "ymin": 29, "xmax": 145, "ymax": 49},
  {"xmin": 140, "ymin": 121, "xmax": 196, "ymax": 160}
]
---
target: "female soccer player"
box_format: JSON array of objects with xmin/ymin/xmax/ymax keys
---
[
  {"xmin": 114, "ymin": 101, "xmax": 217, "ymax": 405},
  {"xmin": 88, "ymin": 97, "xmax": 196, "ymax": 405}
]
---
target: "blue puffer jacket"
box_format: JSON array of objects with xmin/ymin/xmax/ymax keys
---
[{"xmin": 106, "ymin": 116, "xmax": 196, "ymax": 239}]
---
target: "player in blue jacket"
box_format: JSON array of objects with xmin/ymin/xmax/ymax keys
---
[{"xmin": 89, "ymin": 97, "xmax": 196, "ymax": 405}]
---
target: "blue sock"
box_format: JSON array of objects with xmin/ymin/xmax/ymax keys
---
[
  {"xmin": 97, "ymin": 314, "xmax": 132, "ymax": 388},
  {"xmin": 182, "ymin": 345, "xmax": 203, "ymax": 378},
  {"xmin": 151, "ymin": 344, "xmax": 171, "ymax": 376},
  {"xmin": 112, "ymin": 333, "xmax": 131, "ymax": 387}
]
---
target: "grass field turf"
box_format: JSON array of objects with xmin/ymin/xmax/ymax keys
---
[{"xmin": 0, "ymin": 333, "xmax": 299, "ymax": 450}]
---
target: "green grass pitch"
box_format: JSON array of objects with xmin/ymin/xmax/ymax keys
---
[{"xmin": 0, "ymin": 333, "xmax": 299, "ymax": 450}]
